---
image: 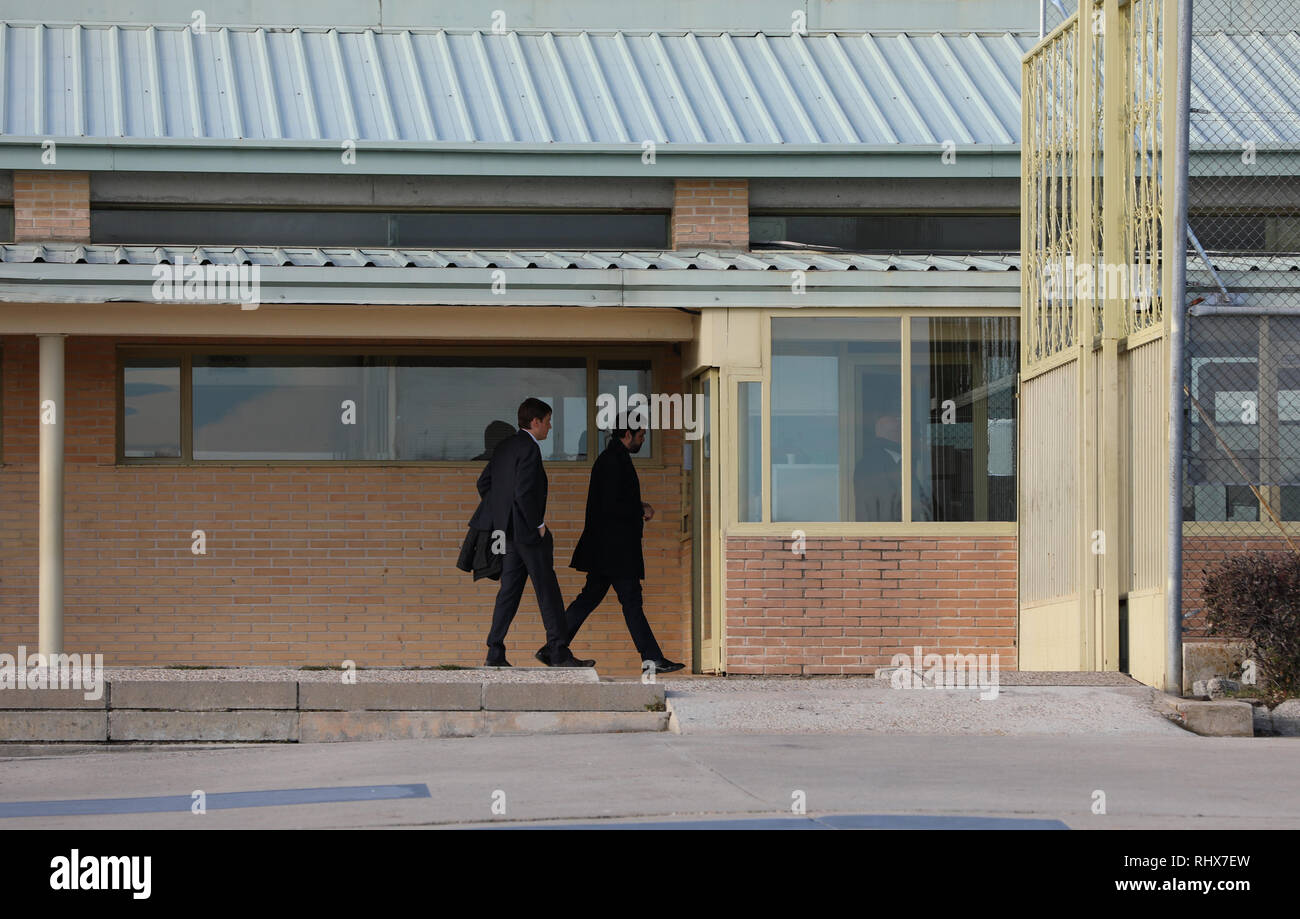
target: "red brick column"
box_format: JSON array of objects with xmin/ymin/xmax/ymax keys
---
[
  {"xmin": 670, "ymin": 179, "xmax": 748, "ymax": 249},
  {"xmin": 14, "ymin": 171, "xmax": 91, "ymax": 242}
]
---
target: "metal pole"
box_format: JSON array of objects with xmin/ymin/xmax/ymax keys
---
[
  {"xmin": 1166, "ymin": 0, "xmax": 1193, "ymax": 695},
  {"xmin": 38, "ymin": 333, "xmax": 66, "ymax": 660}
]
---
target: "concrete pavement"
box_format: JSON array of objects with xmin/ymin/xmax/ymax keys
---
[{"xmin": 1, "ymin": 731, "xmax": 1297, "ymax": 829}]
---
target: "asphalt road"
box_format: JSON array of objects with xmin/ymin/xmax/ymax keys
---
[{"xmin": 1, "ymin": 732, "xmax": 1296, "ymax": 829}]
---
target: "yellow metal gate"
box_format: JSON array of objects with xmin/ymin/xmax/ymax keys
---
[{"xmin": 1019, "ymin": 0, "xmax": 1177, "ymax": 685}]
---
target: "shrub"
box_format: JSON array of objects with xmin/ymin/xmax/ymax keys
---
[{"xmin": 1201, "ymin": 552, "xmax": 1300, "ymax": 705}]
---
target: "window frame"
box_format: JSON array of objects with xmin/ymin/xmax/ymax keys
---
[
  {"xmin": 721, "ymin": 308, "xmax": 1020, "ymax": 537},
  {"xmin": 116, "ymin": 344, "xmax": 665, "ymax": 468}
]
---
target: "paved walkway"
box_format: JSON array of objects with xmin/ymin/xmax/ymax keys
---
[{"xmin": 662, "ymin": 676, "xmax": 1181, "ymax": 735}]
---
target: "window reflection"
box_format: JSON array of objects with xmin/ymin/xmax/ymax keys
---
[
  {"xmin": 771, "ymin": 318, "xmax": 902, "ymax": 522},
  {"xmin": 189, "ymin": 355, "xmax": 587, "ymax": 461},
  {"xmin": 910, "ymin": 318, "xmax": 1019, "ymax": 522},
  {"xmin": 124, "ymin": 362, "xmax": 181, "ymax": 458}
]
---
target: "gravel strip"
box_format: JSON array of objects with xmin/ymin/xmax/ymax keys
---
[
  {"xmin": 654, "ymin": 671, "xmax": 1141, "ymax": 693},
  {"xmin": 665, "ymin": 683, "xmax": 1179, "ymax": 735},
  {"xmin": 101, "ymin": 667, "xmax": 599, "ymax": 684}
]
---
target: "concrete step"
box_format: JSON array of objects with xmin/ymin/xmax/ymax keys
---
[{"xmin": 0, "ymin": 670, "xmax": 666, "ymax": 742}]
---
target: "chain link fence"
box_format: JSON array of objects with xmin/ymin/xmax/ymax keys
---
[{"xmin": 1181, "ymin": 0, "xmax": 1300, "ymax": 636}]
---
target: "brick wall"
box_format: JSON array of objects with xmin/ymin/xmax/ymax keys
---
[
  {"xmin": 670, "ymin": 179, "xmax": 748, "ymax": 249},
  {"xmin": 0, "ymin": 335, "xmax": 690, "ymax": 676},
  {"xmin": 13, "ymin": 171, "xmax": 91, "ymax": 242},
  {"xmin": 725, "ymin": 536, "xmax": 1018, "ymax": 674}
]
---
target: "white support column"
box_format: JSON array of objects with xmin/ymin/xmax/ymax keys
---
[{"xmin": 38, "ymin": 334, "xmax": 66, "ymax": 659}]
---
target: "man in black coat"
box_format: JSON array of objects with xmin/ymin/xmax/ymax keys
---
[
  {"xmin": 473, "ymin": 398, "xmax": 589, "ymax": 668},
  {"xmin": 536, "ymin": 421, "xmax": 684, "ymax": 674}
]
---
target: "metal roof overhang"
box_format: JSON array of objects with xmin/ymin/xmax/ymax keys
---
[
  {"xmin": 1, "ymin": 137, "xmax": 1293, "ymax": 178},
  {"xmin": 0, "ymin": 261, "xmax": 1023, "ymax": 309},
  {"xmin": 0, "ymin": 137, "xmax": 1023, "ymax": 178}
]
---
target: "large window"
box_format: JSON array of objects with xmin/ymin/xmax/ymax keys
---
[
  {"xmin": 769, "ymin": 316, "xmax": 1017, "ymax": 524},
  {"xmin": 92, "ymin": 209, "xmax": 669, "ymax": 249},
  {"xmin": 120, "ymin": 351, "xmax": 653, "ymax": 464}
]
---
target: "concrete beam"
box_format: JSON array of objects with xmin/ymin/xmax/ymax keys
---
[
  {"xmin": 298, "ymin": 682, "xmax": 482, "ymax": 711},
  {"xmin": 0, "ymin": 712, "xmax": 107, "ymax": 741},
  {"xmin": 109, "ymin": 711, "xmax": 299, "ymax": 741},
  {"xmin": 109, "ymin": 681, "xmax": 297, "ymax": 711}
]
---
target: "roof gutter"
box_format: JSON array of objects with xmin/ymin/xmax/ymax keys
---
[{"xmin": 0, "ymin": 137, "xmax": 1023, "ymax": 179}]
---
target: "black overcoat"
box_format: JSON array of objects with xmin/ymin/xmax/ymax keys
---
[{"xmin": 570, "ymin": 437, "xmax": 645, "ymax": 580}]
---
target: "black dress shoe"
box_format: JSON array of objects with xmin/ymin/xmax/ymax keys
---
[
  {"xmin": 550, "ymin": 654, "xmax": 595, "ymax": 668},
  {"xmin": 483, "ymin": 658, "xmax": 512, "ymax": 668},
  {"xmin": 539, "ymin": 646, "xmax": 595, "ymax": 667},
  {"xmin": 643, "ymin": 658, "xmax": 685, "ymax": 674}
]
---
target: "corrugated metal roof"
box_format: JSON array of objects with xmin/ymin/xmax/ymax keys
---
[
  {"xmin": 11, "ymin": 244, "xmax": 1299, "ymax": 273},
  {"xmin": 0, "ymin": 243, "xmax": 1023, "ymax": 270},
  {"xmin": 2, "ymin": 22, "xmax": 1297, "ymax": 150},
  {"xmin": 1189, "ymin": 31, "xmax": 1300, "ymax": 146},
  {"xmin": 0, "ymin": 23, "xmax": 1035, "ymax": 145}
]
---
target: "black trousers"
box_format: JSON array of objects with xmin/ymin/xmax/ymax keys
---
[
  {"xmin": 486, "ymin": 531, "xmax": 569, "ymax": 662},
  {"xmin": 564, "ymin": 572, "xmax": 664, "ymax": 662}
]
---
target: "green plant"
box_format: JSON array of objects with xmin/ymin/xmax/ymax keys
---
[{"xmin": 1202, "ymin": 552, "xmax": 1300, "ymax": 705}]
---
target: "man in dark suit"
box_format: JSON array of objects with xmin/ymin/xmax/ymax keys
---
[
  {"xmin": 473, "ymin": 398, "xmax": 590, "ymax": 668},
  {"xmin": 854, "ymin": 413, "xmax": 904, "ymax": 522},
  {"xmin": 536, "ymin": 420, "xmax": 684, "ymax": 674}
]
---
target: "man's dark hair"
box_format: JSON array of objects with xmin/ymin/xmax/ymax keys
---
[
  {"xmin": 610, "ymin": 414, "xmax": 646, "ymax": 441},
  {"xmin": 518, "ymin": 397, "xmax": 553, "ymax": 429}
]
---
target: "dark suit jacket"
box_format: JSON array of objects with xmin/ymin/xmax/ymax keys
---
[
  {"xmin": 470, "ymin": 428, "xmax": 547, "ymax": 547},
  {"xmin": 570, "ymin": 437, "xmax": 645, "ymax": 580},
  {"xmin": 853, "ymin": 436, "xmax": 903, "ymax": 522}
]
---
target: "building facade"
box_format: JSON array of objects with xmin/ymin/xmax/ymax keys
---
[{"xmin": 0, "ymin": 5, "xmax": 1292, "ymax": 682}]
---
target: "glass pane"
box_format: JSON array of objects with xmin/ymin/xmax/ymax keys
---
[
  {"xmin": 737, "ymin": 381, "xmax": 762, "ymax": 522},
  {"xmin": 124, "ymin": 361, "xmax": 181, "ymax": 458},
  {"xmin": 193, "ymin": 356, "xmax": 392, "ymax": 461},
  {"xmin": 771, "ymin": 317, "xmax": 902, "ymax": 522},
  {"xmin": 701, "ymin": 376, "xmax": 712, "ymax": 642},
  {"xmin": 394, "ymin": 213, "xmax": 668, "ymax": 249},
  {"xmin": 92, "ymin": 208, "xmax": 669, "ymax": 250},
  {"xmin": 191, "ymin": 355, "xmax": 587, "ymax": 462},
  {"xmin": 597, "ymin": 361, "xmax": 653, "ymax": 457},
  {"xmin": 910, "ymin": 317, "xmax": 1019, "ymax": 521},
  {"xmin": 750, "ymin": 214, "xmax": 1019, "ymax": 252},
  {"xmin": 397, "ymin": 358, "xmax": 586, "ymax": 461},
  {"xmin": 94, "ymin": 209, "xmax": 390, "ymax": 247},
  {"xmin": 1185, "ymin": 316, "xmax": 1262, "ymax": 521}
]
